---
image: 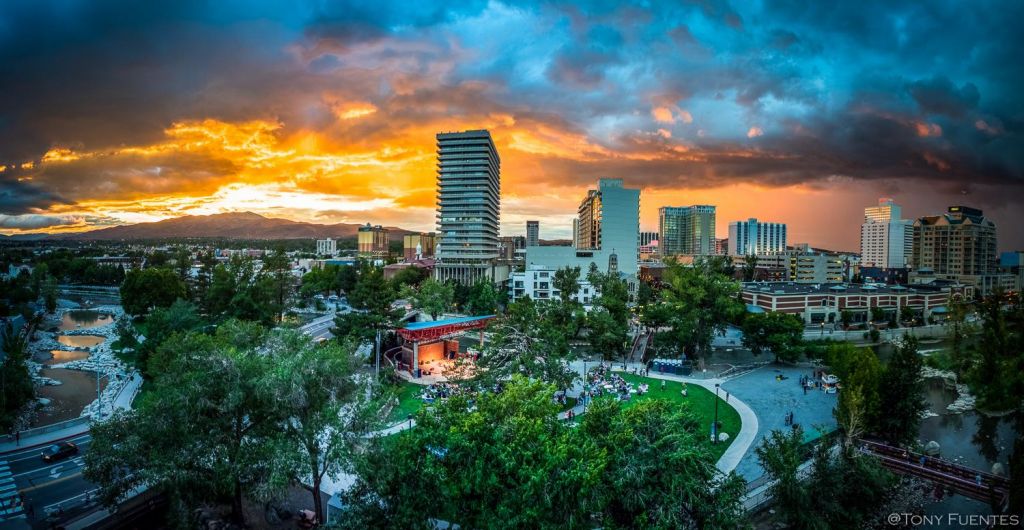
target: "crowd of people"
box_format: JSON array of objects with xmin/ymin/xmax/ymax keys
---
[{"xmin": 585, "ymin": 363, "xmax": 651, "ymax": 401}]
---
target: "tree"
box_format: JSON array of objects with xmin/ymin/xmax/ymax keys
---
[
  {"xmin": 266, "ymin": 332, "xmax": 385, "ymax": 522},
  {"xmin": 657, "ymin": 259, "xmax": 743, "ymax": 360},
  {"xmin": 552, "ymin": 266, "xmax": 581, "ymax": 304},
  {"xmin": 137, "ymin": 299, "xmax": 204, "ymax": 377},
  {"xmin": 899, "ymin": 305, "xmax": 916, "ymax": 325},
  {"xmin": 1, "ymin": 318, "xmax": 37, "ymax": 431},
  {"xmin": 969, "ymin": 291, "xmax": 1021, "ymax": 411},
  {"xmin": 85, "ymin": 321, "xmax": 283, "ymax": 525},
  {"xmin": 206, "ymin": 256, "xmax": 276, "ymax": 325},
  {"xmin": 840, "ymin": 310, "xmax": 853, "ymax": 329},
  {"xmin": 741, "ymin": 254, "xmax": 758, "ymax": 282},
  {"xmin": 869, "ymin": 306, "xmax": 885, "ymax": 323},
  {"xmin": 262, "ymin": 246, "xmax": 294, "ymax": 322},
  {"xmin": 946, "ymin": 295, "xmax": 974, "ymax": 375},
  {"xmin": 42, "ymin": 274, "xmax": 59, "ymax": 314},
  {"xmin": 464, "ymin": 279, "xmax": 499, "ymax": 315},
  {"xmin": 341, "ymin": 377, "xmax": 744, "ymax": 529},
  {"xmin": 876, "ymin": 336, "xmax": 926, "ymax": 446},
  {"xmin": 120, "ymin": 268, "xmax": 187, "ymax": 316},
  {"xmin": 582, "ymin": 398, "xmax": 747, "ymax": 529},
  {"xmin": 341, "ymin": 377, "xmax": 600, "ymax": 529},
  {"xmin": 389, "ymin": 266, "xmax": 428, "ymax": 289},
  {"xmin": 741, "ymin": 312, "xmax": 806, "ymax": 362},
  {"xmin": 466, "ymin": 297, "xmax": 578, "ymax": 390},
  {"xmin": 401, "ymin": 278, "xmax": 453, "ymax": 321},
  {"xmin": 829, "ymin": 343, "xmax": 882, "ymax": 441},
  {"xmin": 587, "ymin": 307, "xmax": 629, "ymax": 361},
  {"xmin": 756, "ymin": 428, "xmax": 823, "ymax": 530},
  {"xmin": 193, "ymin": 250, "xmax": 217, "ymax": 311}
]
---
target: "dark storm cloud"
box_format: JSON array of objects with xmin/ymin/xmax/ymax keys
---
[
  {"xmin": 0, "ymin": 179, "xmax": 66, "ymax": 214},
  {"xmin": 1, "ymin": 0, "xmax": 1023, "ymax": 224}
]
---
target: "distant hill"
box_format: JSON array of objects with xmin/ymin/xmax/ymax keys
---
[{"xmin": 51, "ymin": 212, "xmax": 416, "ymax": 240}]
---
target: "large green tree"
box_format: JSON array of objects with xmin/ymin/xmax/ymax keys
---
[
  {"xmin": 468, "ymin": 297, "xmax": 578, "ymax": 390},
  {"xmin": 85, "ymin": 321, "xmax": 284, "ymax": 524},
  {"xmin": 266, "ymin": 332, "xmax": 385, "ymax": 522},
  {"xmin": 582, "ymin": 398, "xmax": 747, "ymax": 529},
  {"xmin": 1, "ymin": 318, "xmax": 37, "ymax": 431},
  {"xmin": 206, "ymin": 255, "xmax": 276, "ymax": 325},
  {"xmin": 262, "ymin": 246, "xmax": 294, "ymax": 322},
  {"xmin": 741, "ymin": 312, "xmax": 806, "ymax": 362},
  {"xmin": 875, "ymin": 336, "xmax": 926, "ymax": 446},
  {"xmin": 657, "ymin": 259, "xmax": 743, "ymax": 360},
  {"xmin": 401, "ymin": 278, "xmax": 453, "ymax": 321},
  {"xmin": 341, "ymin": 377, "xmax": 744, "ymax": 529},
  {"xmin": 464, "ymin": 279, "xmax": 500, "ymax": 315},
  {"xmin": 756, "ymin": 428, "xmax": 821, "ymax": 530},
  {"xmin": 120, "ymin": 268, "xmax": 187, "ymax": 316}
]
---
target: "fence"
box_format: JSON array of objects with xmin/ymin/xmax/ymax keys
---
[{"xmin": 1, "ymin": 416, "xmax": 90, "ymax": 445}]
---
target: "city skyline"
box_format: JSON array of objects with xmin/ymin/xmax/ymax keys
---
[{"xmin": 1, "ymin": 1, "xmax": 1023, "ymax": 252}]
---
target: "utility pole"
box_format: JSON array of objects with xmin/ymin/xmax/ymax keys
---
[{"xmin": 713, "ymin": 383, "xmax": 721, "ymax": 444}]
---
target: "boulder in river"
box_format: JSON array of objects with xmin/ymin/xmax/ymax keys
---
[{"xmin": 924, "ymin": 440, "xmax": 941, "ymax": 456}]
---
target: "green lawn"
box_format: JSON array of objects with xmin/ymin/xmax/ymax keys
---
[
  {"xmin": 386, "ymin": 382, "xmax": 579, "ymax": 426},
  {"xmin": 610, "ymin": 373, "xmax": 742, "ymax": 461},
  {"xmin": 387, "ymin": 382, "xmax": 426, "ymax": 424}
]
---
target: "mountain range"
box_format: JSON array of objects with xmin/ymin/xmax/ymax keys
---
[{"xmin": 40, "ymin": 212, "xmax": 417, "ymax": 240}]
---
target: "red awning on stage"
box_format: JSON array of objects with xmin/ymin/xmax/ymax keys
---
[{"xmin": 397, "ymin": 315, "xmax": 496, "ymax": 342}]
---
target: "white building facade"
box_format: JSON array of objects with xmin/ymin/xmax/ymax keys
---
[
  {"xmin": 728, "ymin": 218, "xmax": 787, "ymax": 256},
  {"xmin": 860, "ymin": 198, "xmax": 913, "ymax": 269},
  {"xmin": 316, "ymin": 238, "xmax": 337, "ymax": 256}
]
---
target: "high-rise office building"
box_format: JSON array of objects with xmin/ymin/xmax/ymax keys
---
[
  {"xmin": 860, "ymin": 198, "xmax": 913, "ymax": 269},
  {"xmin": 434, "ymin": 130, "xmax": 506, "ymax": 284},
  {"xmin": 526, "ymin": 221, "xmax": 540, "ymax": 247},
  {"xmin": 512, "ymin": 178, "xmax": 641, "ymax": 304},
  {"xmin": 357, "ymin": 224, "xmax": 389, "ymax": 258},
  {"xmin": 659, "ymin": 205, "xmax": 716, "ymax": 256},
  {"xmin": 911, "ymin": 206, "xmax": 1015, "ymax": 294},
  {"xmin": 728, "ymin": 218, "xmax": 787, "ymax": 256},
  {"xmin": 576, "ymin": 189, "xmax": 602, "ymax": 251}
]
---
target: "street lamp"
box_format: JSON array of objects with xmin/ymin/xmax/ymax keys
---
[{"xmin": 712, "ymin": 383, "xmax": 721, "ymax": 445}]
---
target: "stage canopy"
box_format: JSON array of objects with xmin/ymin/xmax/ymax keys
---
[{"xmin": 398, "ymin": 315, "xmax": 496, "ymax": 342}]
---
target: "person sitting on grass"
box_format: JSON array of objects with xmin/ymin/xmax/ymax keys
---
[{"xmin": 681, "ymin": 383, "xmax": 688, "ymax": 397}]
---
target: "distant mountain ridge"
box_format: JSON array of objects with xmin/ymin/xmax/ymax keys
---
[{"xmin": 50, "ymin": 212, "xmax": 417, "ymax": 240}]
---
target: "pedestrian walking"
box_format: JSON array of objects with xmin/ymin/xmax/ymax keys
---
[
  {"xmin": 15, "ymin": 431, "xmax": 20, "ymax": 446},
  {"xmin": 661, "ymin": 380, "xmax": 666, "ymax": 391}
]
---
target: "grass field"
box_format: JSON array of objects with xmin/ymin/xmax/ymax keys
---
[
  {"xmin": 611, "ymin": 372, "xmax": 742, "ymax": 461},
  {"xmin": 386, "ymin": 382, "xmax": 580, "ymax": 426}
]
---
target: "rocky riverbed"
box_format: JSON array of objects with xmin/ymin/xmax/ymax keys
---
[{"xmin": 24, "ymin": 304, "xmax": 135, "ymax": 426}]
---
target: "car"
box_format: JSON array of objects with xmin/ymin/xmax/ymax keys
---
[{"xmin": 42, "ymin": 442, "xmax": 78, "ymax": 462}]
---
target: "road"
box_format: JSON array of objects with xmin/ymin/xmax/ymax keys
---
[{"xmin": 1, "ymin": 433, "xmax": 100, "ymax": 527}]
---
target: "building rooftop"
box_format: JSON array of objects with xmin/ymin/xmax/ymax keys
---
[{"xmin": 740, "ymin": 281, "xmax": 956, "ymax": 295}]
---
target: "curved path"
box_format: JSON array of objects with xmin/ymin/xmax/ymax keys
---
[{"xmin": 603, "ymin": 364, "xmax": 758, "ymax": 474}]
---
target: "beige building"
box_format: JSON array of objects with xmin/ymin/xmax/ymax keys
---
[
  {"xmin": 911, "ymin": 206, "xmax": 1015, "ymax": 295},
  {"xmin": 358, "ymin": 224, "xmax": 390, "ymax": 259},
  {"xmin": 403, "ymin": 233, "xmax": 436, "ymax": 261}
]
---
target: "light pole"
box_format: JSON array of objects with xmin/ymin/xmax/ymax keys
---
[
  {"xmin": 582, "ymin": 360, "xmax": 587, "ymax": 414},
  {"xmin": 713, "ymin": 383, "xmax": 720, "ymax": 445}
]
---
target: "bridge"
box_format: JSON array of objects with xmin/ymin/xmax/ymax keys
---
[
  {"xmin": 857, "ymin": 439, "xmax": 1010, "ymax": 507},
  {"xmin": 627, "ymin": 331, "xmax": 652, "ymax": 363}
]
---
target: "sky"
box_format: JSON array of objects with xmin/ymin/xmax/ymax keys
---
[{"xmin": 0, "ymin": 0, "xmax": 1022, "ymax": 251}]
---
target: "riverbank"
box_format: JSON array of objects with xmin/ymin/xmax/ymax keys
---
[{"xmin": 17, "ymin": 304, "xmax": 135, "ymax": 431}]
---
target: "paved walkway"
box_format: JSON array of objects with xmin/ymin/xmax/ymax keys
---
[{"xmin": 721, "ymin": 365, "xmax": 838, "ymax": 480}]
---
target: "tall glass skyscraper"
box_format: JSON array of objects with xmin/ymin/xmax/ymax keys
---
[
  {"xmin": 860, "ymin": 198, "xmax": 913, "ymax": 269},
  {"xmin": 658, "ymin": 205, "xmax": 716, "ymax": 256},
  {"xmin": 434, "ymin": 129, "xmax": 504, "ymax": 284}
]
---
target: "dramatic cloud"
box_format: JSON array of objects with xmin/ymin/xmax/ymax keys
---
[{"xmin": 0, "ymin": 0, "xmax": 1021, "ymax": 249}]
